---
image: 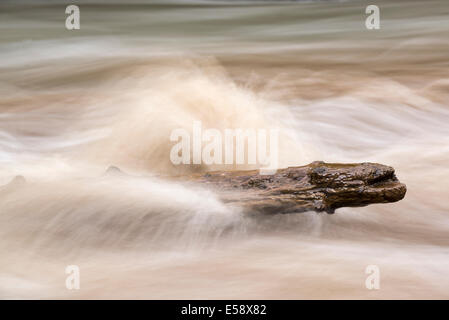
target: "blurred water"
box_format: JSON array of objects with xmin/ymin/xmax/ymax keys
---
[{"xmin": 0, "ymin": 0, "xmax": 449, "ymax": 299}]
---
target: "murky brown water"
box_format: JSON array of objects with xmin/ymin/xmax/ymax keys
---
[{"xmin": 1, "ymin": 0, "xmax": 449, "ymax": 299}]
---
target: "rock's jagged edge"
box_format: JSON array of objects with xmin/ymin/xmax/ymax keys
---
[{"xmin": 186, "ymin": 161, "xmax": 407, "ymax": 214}]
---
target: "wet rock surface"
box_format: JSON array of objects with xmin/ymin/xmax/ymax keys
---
[{"xmin": 188, "ymin": 161, "xmax": 407, "ymax": 214}]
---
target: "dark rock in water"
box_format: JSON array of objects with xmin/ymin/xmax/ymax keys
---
[{"xmin": 187, "ymin": 162, "xmax": 407, "ymax": 214}]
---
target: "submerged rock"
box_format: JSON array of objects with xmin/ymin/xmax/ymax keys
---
[
  {"xmin": 104, "ymin": 165, "xmax": 123, "ymax": 176},
  {"xmin": 0, "ymin": 175, "xmax": 26, "ymax": 196}
]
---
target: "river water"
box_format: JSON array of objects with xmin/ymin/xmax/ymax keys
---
[{"xmin": 0, "ymin": 0, "xmax": 449, "ymax": 299}]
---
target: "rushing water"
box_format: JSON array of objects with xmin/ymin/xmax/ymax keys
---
[{"xmin": 1, "ymin": 0, "xmax": 449, "ymax": 299}]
